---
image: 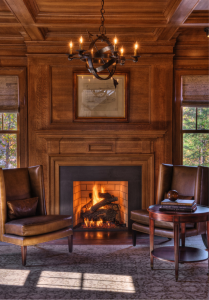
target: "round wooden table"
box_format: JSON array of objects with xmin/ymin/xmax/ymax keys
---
[{"xmin": 148, "ymin": 205, "xmax": 209, "ymax": 281}]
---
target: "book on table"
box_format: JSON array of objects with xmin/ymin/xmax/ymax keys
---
[
  {"xmin": 161, "ymin": 199, "xmax": 196, "ymax": 206},
  {"xmin": 160, "ymin": 199, "xmax": 197, "ymax": 212}
]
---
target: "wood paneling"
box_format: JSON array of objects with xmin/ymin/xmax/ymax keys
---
[
  {"xmin": 51, "ymin": 66, "xmax": 72, "ymax": 123},
  {"xmin": 129, "ymin": 66, "xmax": 151, "ymax": 123}
]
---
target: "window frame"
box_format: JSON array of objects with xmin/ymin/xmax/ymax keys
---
[
  {"xmin": 173, "ymin": 69, "xmax": 209, "ymax": 165},
  {"xmin": 0, "ymin": 112, "xmax": 20, "ymax": 168},
  {"xmin": 0, "ymin": 68, "xmax": 27, "ymax": 168}
]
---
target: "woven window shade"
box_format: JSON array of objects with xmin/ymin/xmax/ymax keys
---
[
  {"xmin": 0, "ymin": 76, "xmax": 19, "ymax": 112},
  {"xmin": 182, "ymin": 75, "xmax": 209, "ymax": 106}
]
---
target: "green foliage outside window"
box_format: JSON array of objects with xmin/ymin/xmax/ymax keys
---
[
  {"xmin": 182, "ymin": 107, "xmax": 209, "ymax": 167},
  {"xmin": 0, "ymin": 113, "xmax": 17, "ymax": 168}
]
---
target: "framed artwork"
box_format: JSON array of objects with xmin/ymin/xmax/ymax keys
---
[{"xmin": 73, "ymin": 72, "xmax": 129, "ymax": 122}]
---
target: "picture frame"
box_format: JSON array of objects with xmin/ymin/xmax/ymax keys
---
[{"xmin": 73, "ymin": 72, "xmax": 129, "ymax": 122}]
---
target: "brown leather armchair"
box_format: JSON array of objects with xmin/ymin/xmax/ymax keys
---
[
  {"xmin": 131, "ymin": 164, "xmax": 209, "ymax": 247},
  {"xmin": 0, "ymin": 165, "xmax": 73, "ymax": 266}
]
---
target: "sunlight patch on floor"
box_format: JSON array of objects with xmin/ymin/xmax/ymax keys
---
[
  {"xmin": 0, "ymin": 269, "xmax": 30, "ymax": 286},
  {"xmin": 37, "ymin": 271, "xmax": 136, "ymax": 293}
]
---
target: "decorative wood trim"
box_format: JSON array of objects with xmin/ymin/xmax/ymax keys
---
[
  {"xmin": 36, "ymin": 129, "xmax": 167, "ymax": 139},
  {"xmin": 49, "ymin": 154, "xmax": 154, "ymax": 215},
  {"xmin": 158, "ymin": 0, "xmax": 200, "ymax": 41},
  {"xmin": 4, "ymin": 0, "xmax": 44, "ymax": 41}
]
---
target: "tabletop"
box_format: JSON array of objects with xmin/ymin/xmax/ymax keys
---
[{"xmin": 148, "ymin": 204, "xmax": 209, "ymax": 223}]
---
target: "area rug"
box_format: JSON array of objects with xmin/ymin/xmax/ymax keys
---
[{"xmin": 0, "ymin": 236, "xmax": 208, "ymax": 299}]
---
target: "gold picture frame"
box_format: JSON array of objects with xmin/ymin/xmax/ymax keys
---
[{"xmin": 73, "ymin": 72, "xmax": 129, "ymax": 122}]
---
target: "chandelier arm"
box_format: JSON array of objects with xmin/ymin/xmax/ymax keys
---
[
  {"xmin": 96, "ymin": 45, "xmax": 114, "ymax": 56},
  {"xmin": 95, "ymin": 58, "xmax": 116, "ymax": 73}
]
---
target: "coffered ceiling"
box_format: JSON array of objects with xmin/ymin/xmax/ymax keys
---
[{"xmin": 0, "ymin": 0, "xmax": 208, "ymax": 47}]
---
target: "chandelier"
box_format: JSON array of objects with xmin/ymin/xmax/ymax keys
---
[{"xmin": 67, "ymin": 0, "xmax": 140, "ymax": 87}]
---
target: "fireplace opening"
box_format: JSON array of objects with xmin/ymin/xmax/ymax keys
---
[
  {"xmin": 60, "ymin": 166, "xmax": 142, "ymax": 230},
  {"xmin": 73, "ymin": 181, "xmax": 128, "ymax": 230}
]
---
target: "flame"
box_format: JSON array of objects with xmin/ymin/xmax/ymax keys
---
[
  {"xmin": 84, "ymin": 218, "xmax": 103, "ymax": 228},
  {"xmin": 92, "ymin": 184, "xmax": 105, "ymax": 206},
  {"xmin": 82, "ymin": 184, "xmax": 118, "ymax": 229}
]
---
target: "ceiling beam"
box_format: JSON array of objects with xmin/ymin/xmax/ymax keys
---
[
  {"xmin": 157, "ymin": 0, "xmax": 200, "ymax": 40},
  {"xmin": 3, "ymin": 0, "xmax": 44, "ymax": 40}
]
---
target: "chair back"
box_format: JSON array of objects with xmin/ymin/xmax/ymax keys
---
[
  {"xmin": 0, "ymin": 165, "xmax": 46, "ymax": 239},
  {"xmin": 157, "ymin": 164, "xmax": 198, "ymax": 204}
]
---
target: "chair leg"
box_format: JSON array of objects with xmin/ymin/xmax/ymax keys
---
[
  {"xmin": 21, "ymin": 246, "xmax": 27, "ymax": 266},
  {"xmin": 132, "ymin": 230, "xmax": 137, "ymax": 246},
  {"xmin": 68, "ymin": 235, "xmax": 73, "ymax": 253}
]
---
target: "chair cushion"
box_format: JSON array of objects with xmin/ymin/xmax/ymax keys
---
[
  {"xmin": 5, "ymin": 215, "xmax": 72, "ymax": 237},
  {"xmin": 130, "ymin": 210, "xmax": 195, "ymax": 230},
  {"xmin": 7, "ymin": 197, "xmax": 38, "ymax": 221},
  {"xmin": 131, "ymin": 210, "xmax": 174, "ymax": 230}
]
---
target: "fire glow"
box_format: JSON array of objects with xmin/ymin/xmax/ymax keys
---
[{"xmin": 81, "ymin": 184, "xmax": 117, "ymax": 229}]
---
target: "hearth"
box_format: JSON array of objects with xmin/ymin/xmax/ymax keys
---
[
  {"xmin": 73, "ymin": 181, "xmax": 128, "ymax": 230},
  {"xmin": 59, "ymin": 166, "xmax": 142, "ymax": 230}
]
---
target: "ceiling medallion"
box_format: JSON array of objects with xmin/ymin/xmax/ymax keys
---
[{"xmin": 67, "ymin": 0, "xmax": 140, "ymax": 87}]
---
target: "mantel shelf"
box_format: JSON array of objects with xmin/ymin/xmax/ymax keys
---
[{"xmin": 36, "ymin": 129, "xmax": 167, "ymax": 140}]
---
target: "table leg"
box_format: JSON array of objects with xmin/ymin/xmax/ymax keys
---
[
  {"xmin": 149, "ymin": 217, "xmax": 154, "ymax": 270},
  {"xmin": 207, "ymin": 220, "xmax": 209, "ymax": 276},
  {"xmin": 174, "ymin": 222, "xmax": 180, "ymax": 281},
  {"xmin": 181, "ymin": 223, "xmax": 186, "ymax": 248}
]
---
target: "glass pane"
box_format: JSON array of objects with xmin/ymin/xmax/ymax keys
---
[
  {"xmin": 197, "ymin": 108, "xmax": 209, "ymax": 130},
  {"xmin": 182, "ymin": 107, "xmax": 196, "ymax": 130},
  {"xmin": 3, "ymin": 113, "xmax": 17, "ymax": 130},
  {"xmin": 0, "ymin": 134, "xmax": 17, "ymax": 168},
  {"xmin": 183, "ymin": 133, "xmax": 209, "ymax": 167},
  {"xmin": 0, "ymin": 114, "xmax": 2, "ymax": 130}
]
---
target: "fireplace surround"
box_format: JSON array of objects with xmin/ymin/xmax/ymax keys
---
[
  {"xmin": 36, "ymin": 130, "xmax": 163, "ymax": 220},
  {"xmin": 60, "ymin": 166, "xmax": 142, "ymax": 230}
]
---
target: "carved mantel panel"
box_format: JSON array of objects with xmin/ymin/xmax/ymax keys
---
[{"xmin": 35, "ymin": 130, "xmax": 166, "ymax": 214}]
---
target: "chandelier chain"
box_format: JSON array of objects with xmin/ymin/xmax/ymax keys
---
[{"xmin": 99, "ymin": 0, "xmax": 106, "ymax": 34}]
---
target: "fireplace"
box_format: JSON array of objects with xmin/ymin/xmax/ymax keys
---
[
  {"xmin": 60, "ymin": 166, "xmax": 142, "ymax": 230},
  {"xmin": 73, "ymin": 181, "xmax": 128, "ymax": 229}
]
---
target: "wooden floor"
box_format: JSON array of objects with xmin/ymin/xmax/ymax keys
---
[{"xmin": 44, "ymin": 231, "xmax": 169, "ymax": 245}]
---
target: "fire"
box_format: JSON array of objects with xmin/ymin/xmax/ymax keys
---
[
  {"xmin": 81, "ymin": 184, "xmax": 117, "ymax": 229},
  {"xmin": 92, "ymin": 184, "xmax": 105, "ymax": 206},
  {"xmin": 84, "ymin": 218, "xmax": 103, "ymax": 228}
]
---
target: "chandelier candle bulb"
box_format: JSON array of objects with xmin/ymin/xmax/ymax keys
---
[
  {"xmin": 91, "ymin": 48, "xmax": 94, "ymax": 57},
  {"xmin": 79, "ymin": 36, "xmax": 83, "ymax": 50},
  {"xmin": 120, "ymin": 47, "xmax": 124, "ymax": 56},
  {"xmin": 134, "ymin": 43, "xmax": 138, "ymax": 56},
  {"xmin": 114, "ymin": 37, "xmax": 117, "ymax": 51},
  {"xmin": 69, "ymin": 41, "xmax": 73, "ymax": 54}
]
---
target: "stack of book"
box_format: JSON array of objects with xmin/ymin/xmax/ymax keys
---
[{"xmin": 159, "ymin": 199, "xmax": 197, "ymax": 212}]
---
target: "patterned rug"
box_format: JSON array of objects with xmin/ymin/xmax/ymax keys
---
[{"xmin": 0, "ymin": 236, "xmax": 208, "ymax": 299}]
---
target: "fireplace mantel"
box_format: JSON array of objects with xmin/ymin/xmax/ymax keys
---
[{"xmin": 35, "ymin": 129, "xmax": 166, "ymax": 214}]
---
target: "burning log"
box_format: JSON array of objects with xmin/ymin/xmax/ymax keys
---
[
  {"xmin": 81, "ymin": 199, "xmax": 92, "ymax": 213},
  {"xmin": 90, "ymin": 196, "xmax": 118, "ymax": 213},
  {"xmin": 82, "ymin": 208, "xmax": 118, "ymax": 222},
  {"xmin": 80, "ymin": 189, "xmax": 120, "ymax": 225}
]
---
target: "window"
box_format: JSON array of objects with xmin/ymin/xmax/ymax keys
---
[
  {"xmin": 0, "ymin": 76, "xmax": 19, "ymax": 168},
  {"xmin": 0, "ymin": 113, "xmax": 18, "ymax": 168},
  {"xmin": 181, "ymin": 75, "xmax": 209, "ymax": 167}
]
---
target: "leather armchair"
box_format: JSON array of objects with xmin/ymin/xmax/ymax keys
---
[
  {"xmin": 131, "ymin": 164, "xmax": 209, "ymax": 246},
  {"xmin": 0, "ymin": 165, "xmax": 73, "ymax": 266}
]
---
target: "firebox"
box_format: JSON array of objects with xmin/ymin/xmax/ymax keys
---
[
  {"xmin": 60, "ymin": 166, "xmax": 142, "ymax": 230},
  {"xmin": 73, "ymin": 181, "xmax": 128, "ymax": 229}
]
